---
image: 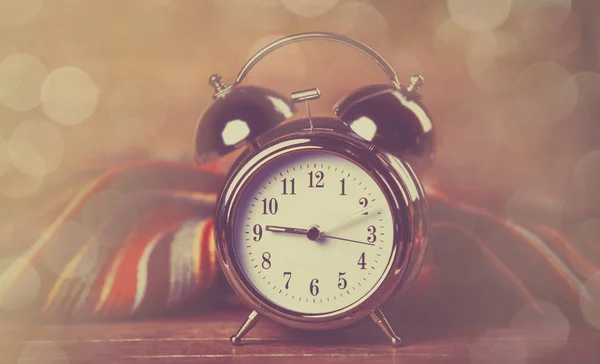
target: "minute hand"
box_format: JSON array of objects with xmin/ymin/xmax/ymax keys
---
[{"xmin": 321, "ymin": 234, "xmax": 374, "ymax": 246}]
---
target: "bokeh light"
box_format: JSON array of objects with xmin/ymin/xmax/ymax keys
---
[
  {"xmin": 448, "ymin": 0, "xmax": 512, "ymax": 33},
  {"xmin": 513, "ymin": 0, "xmax": 572, "ymax": 14},
  {"xmin": 580, "ymin": 271, "xmax": 600, "ymax": 330},
  {"xmin": 569, "ymin": 219, "xmax": 600, "ymax": 276},
  {"xmin": 43, "ymin": 221, "xmax": 98, "ymax": 279},
  {"xmin": 519, "ymin": 1, "xmax": 580, "ymax": 58},
  {"xmin": 514, "ymin": 61, "xmax": 578, "ymax": 125},
  {"xmin": 0, "ymin": 54, "xmax": 48, "ymax": 111},
  {"xmin": 0, "ymin": 208, "xmax": 13, "ymax": 248},
  {"xmin": 280, "ymin": 0, "xmax": 338, "ymax": 18},
  {"xmin": 0, "ymin": 0, "xmax": 44, "ymax": 26},
  {"xmin": 0, "ymin": 54, "xmax": 46, "ymax": 102},
  {"xmin": 246, "ymin": 0, "xmax": 279, "ymax": 7},
  {"xmin": 0, "ymin": 258, "xmax": 41, "ymax": 311},
  {"xmin": 8, "ymin": 119, "xmax": 64, "ymax": 177},
  {"xmin": 571, "ymin": 72, "xmax": 600, "ymax": 122},
  {"xmin": 466, "ymin": 31, "xmax": 523, "ymax": 92},
  {"xmin": 18, "ymin": 341, "xmax": 69, "ymax": 364},
  {"xmin": 327, "ymin": 1, "xmax": 389, "ymax": 42},
  {"xmin": 41, "ymin": 67, "xmax": 99, "ymax": 126},
  {"xmin": 573, "ymin": 150, "xmax": 600, "ymax": 215},
  {"xmin": 0, "ymin": 168, "xmax": 44, "ymax": 199},
  {"xmin": 0, "ymin": 39, "xmax": 18, "ymax": 61},
  {"xmin": 509, "ymin": 301, "xmax": 570, "ymax": 357},
  {"xmin": 213, "ymin": 0, "xmax": 291, "ymax": 31},
  {"xmin": 0, "ymin": 133, "xmax": 10, "ymax": 178},
  {"xmin": 435, "ymin": 17, "xmax": 473, "ymax": 50}
]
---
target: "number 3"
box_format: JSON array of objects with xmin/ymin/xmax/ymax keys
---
[{"xmin": 367, "ymin": 225, "xmax": 376, "ymax": 243}]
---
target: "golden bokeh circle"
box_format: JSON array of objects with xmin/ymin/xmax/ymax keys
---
[
  {"xmin": 515, "ymin": 61, "xmax": 578, "ymax": 125},
  {"xmin": 8, "ymin": 119, "xmax": 65, "ymax": 177},
  {"xmin": 580, "ymin": 271, "xmax": 600, "ymax": 330},
  {"xmin": 573, "ymin": 150, "xmax": 600, "ymax": 215},
  {"xmin": 0, "ymin": 133, "xmax": 10, "ymax": 179},
  {"xmin": 0, "ymin": 54, "xmax": 48, "ymax": 111},
  {"xmin": 0, "ymin": 0, "xmax": 44, "ymax": 26},
  {"xmin": 280, "ymin": 0, "xmax": 338, "ymax": 18},
  {"xmin": 448, "ymin": 0, "xmax": 512, "ymax": 33},
  {"xmin": 41, "ymin": 67, "xmax": 99, "ymax": 126},
  {"xmin": 0, "ymin": 168, "xmax": 45, "ymax": 199},
  {"xmin": 0, "ymin": 257, "xmax": 41, "ymax": 311}
]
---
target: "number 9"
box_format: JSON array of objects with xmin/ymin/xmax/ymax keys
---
[{"xmin": 253, "ymin": 224, "xmax": 262, "ymax": 241}]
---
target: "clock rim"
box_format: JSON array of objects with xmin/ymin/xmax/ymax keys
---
[{"xmin": 215, "ymin": 126, "xmax": 428, "ymax": 330}]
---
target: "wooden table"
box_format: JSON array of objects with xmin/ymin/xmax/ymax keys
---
[{"xmin": 2, "ymin": 309, "xmax": 599, "ymax": 363}]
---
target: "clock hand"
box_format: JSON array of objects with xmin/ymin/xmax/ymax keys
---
[
  {"xmin": 321, "ymin": 234, "xmax": 375, "ymax": 246},
  {"xmin": 265, "ymin": 225, "xmax": 308, "ymax": 235},
  {"xmin": 322, "ymin": 205, "xmax": 376, "ymax": 234},
  {"xmin": 265, "ymin": 225, "xmax": 373, "ymax": 246}
]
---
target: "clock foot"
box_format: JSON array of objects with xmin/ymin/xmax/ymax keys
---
[
  {"xmin": 370, "ymin": 308, "xmax": 402, "ymax": 347},
  {"xmin": 230, "ymin": 310, "xmax": 260, "ymax": 346}
]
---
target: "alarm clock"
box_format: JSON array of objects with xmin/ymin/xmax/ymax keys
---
[{"xmin": 194, "ymin": 32, "xmax": 434, "ymax": 347}]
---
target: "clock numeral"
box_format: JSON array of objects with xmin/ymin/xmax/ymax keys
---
[
  {"xmin": 261, "ymin": 252, "xmax": 271, "ymax": 270},
  {"xmin": 309, "ymin": 278, "xmax": 319, "ymax": 296},
  {"xmin": 261, "ymin": 198, "xmax": 278, "ymax": 215},
  {"xmin": 359, "ymin": 197, "xmax": 368, "ymax": 215},
  {"xmin": 337, "ymin": 272, "xmax": 347, "ymax": 289},
  {"xmin": 357, "ymin": 252, "xmax": 366, "ymax": 270},
  {"xmin": 308, "ymin": 171, "xmax": 324, "ymax": 188},
  {"xmin": 283, "ymin": 272, "xmax": 292, "ymax": 289},
  {"xmin": 281, "ymin": 178, "xmax": 296, "ymax": 195},
  {"xmin": 367, "ymin": 225, "xmax": 377, "ymax": 243},
  {"xmin": 252, "ymin": 224, "xmax": 262, "ymax": 241},
  {"xmin": 340, "ymin": 178, "xmax": 346, "ymax": 195}
]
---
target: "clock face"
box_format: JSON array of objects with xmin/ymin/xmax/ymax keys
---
[{"xmin": 232, "ymin": 149, "xmax": 396, "ymax": 315}]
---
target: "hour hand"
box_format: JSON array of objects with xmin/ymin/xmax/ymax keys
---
[{"xmin": 265, "ymin": 225, "xmax": 308, "ymax": 235}]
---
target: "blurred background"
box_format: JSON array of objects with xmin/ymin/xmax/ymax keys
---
[
  {"xmin": 1, "ymin": 0, "xmax": 600, "ymax": 221},
  {"xmin": 1, "ymin": 0, "xmax": 600, "ymax": 361}
]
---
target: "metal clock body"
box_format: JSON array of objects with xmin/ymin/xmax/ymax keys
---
[
  {"xmin": 215, "ymin": 118, "xmax": 429, "ymax": 341},
  {"xmin": 194, "ymin": 32, "xmax": 435, "ymax": 346}
]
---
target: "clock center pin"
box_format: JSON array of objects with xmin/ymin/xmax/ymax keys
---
[{"xmin": 306, "ymin": 225, "xmax": 322, "ymax": 241}]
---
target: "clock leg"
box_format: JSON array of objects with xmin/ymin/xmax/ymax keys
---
[
  {"xmin": 370, "ymin": 308, "xmax": 402, "ymax": 347},
  {"xmin": 230, "ymin": 310, "xmax": 260, "ymax": 346}
]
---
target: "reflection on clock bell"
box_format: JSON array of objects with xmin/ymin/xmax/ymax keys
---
[
  {"xmin": 334, "ymin": 76, "xmax": 436, "ymax": 172},
  {"xmin": 194, "ymin": 74, "xmax": 296, "ymax": 165}
]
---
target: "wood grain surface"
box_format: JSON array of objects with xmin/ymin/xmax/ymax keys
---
[{"xmin": 1, "ymin": 309, "xmax": 599, "ymax": 363}]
